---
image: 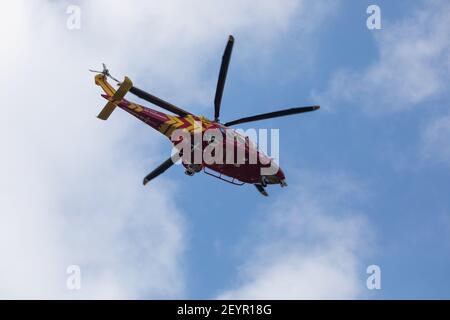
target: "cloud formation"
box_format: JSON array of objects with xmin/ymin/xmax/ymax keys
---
[
  {"xmin": 316, "ymin": 0, "xmax": 450, "ymax": 114},
  {"xmin": 0, "ymin": 2, "xmax": 188, "ymax": 299},
  {"xmin": 421, "ymin": 114, "xmax": 450, "ymax": 166},
  {"xmin": 0, "ymin": 0, "xmax": 337, "ymax": 298},
  {"xmin": 218, "ymin": 172, "xmax": 372, "ymax": 299},
  {"xmin": 313, "ymin": 0, "xmax": 450, "ymax": 171}
]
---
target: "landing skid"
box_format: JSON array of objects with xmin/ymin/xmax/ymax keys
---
[
  {"xmin": 255, "ymin": 184, "xmax": 268, "ymax": 197},
  {"xmin": 203, "ymin": 167, "xmax": 245, "ymax": 186}
]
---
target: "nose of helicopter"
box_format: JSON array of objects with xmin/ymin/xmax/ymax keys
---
[
  {"xmin": 261, "ymin": 165, "xmax": 287, "ymax": 186},
  {"xmin": 276, "ymin": 168, "xmax": 288, "ymax": 187},
  {"xmin": 276, "ymin": 167, "xmax": 286, "ymax": 180}
]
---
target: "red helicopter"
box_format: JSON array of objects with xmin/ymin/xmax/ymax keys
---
[{"xmin": 91, "ymin": 35, "xmax": 319, "ymax": 196}]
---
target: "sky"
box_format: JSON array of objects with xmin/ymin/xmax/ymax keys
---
[{"xmin": 0, "ymin": 0, "xmax": 449, "ymax": 299}]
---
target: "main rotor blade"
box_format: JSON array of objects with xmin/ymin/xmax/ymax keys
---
[
  {"xmin": 143, "ymin": 152, "xmax": 182, "ymax": 185},
  {"xmin": 214, "ymin": 35, "xmax": 234, "ymax": 122},
  {"xmin": 129, "ymin": 86, "xmax": 190, "ymax": 117},
  {"xmin": 224, "ymin": 106, "xmax": 320, "ymax": 127}
]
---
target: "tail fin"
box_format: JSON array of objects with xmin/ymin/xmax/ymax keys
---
[{"xmin": 94, "ymin": 74, "xmax": 133, "ymax": 120}]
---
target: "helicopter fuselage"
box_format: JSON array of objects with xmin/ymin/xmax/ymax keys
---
[{"xmin": 105, "ymin": 94, "xmax": 286, "ymax": 186}]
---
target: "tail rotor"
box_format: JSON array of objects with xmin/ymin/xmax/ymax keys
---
[{"xmin": 89, "ymin": 63, "xmax": 121, "ymax": 84}]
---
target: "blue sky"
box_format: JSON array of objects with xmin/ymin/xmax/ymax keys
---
[
  {"xmin": 1, "ymin": 0, "xmax": 449, "ymax": 299},
  {"xmin": 179, "ymin": 0, "xmax": 450, "ymax": 299},
  {"xmin": 172, "ymin": 0, "xmax": 450, "ymax": 298}
]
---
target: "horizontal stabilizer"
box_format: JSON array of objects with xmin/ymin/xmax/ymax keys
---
[
  {"xmin": 96, "ymin": 76, "xmax": 133, "ymax": 120},
  {"xmin": 97, "ymin": 101, "xmax": 118, "ymax": 120}
]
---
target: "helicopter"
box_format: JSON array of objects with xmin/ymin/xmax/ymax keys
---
[{"xmin": 91, "ymin": 35, "xmax": 319, "ymax": 196}]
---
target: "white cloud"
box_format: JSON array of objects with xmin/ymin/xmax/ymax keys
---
[
  {"xmin": 218, "ymin": 172, "xmax": 372, "ymax": 299},
  {"xmin": 315, "ymin": 0, "xmax": 450, "ymax": 114},
  {"xmin": 421, "ymin": 114, "xmax": 450, "ymax": 166},
  {"xmin": 0, "ymin": 0, "xmax": 335, "ymax": 298},
  {"xmin": 313, "ymin": 0, "xmax": 450, "ymax": 170},
  {"xmin": 0, "ymin": 2, "xmax": 186, "ymax": 298},
  {"xmin": 81, "ymin": 0, "xmax": 304, "ymax": 108}
]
